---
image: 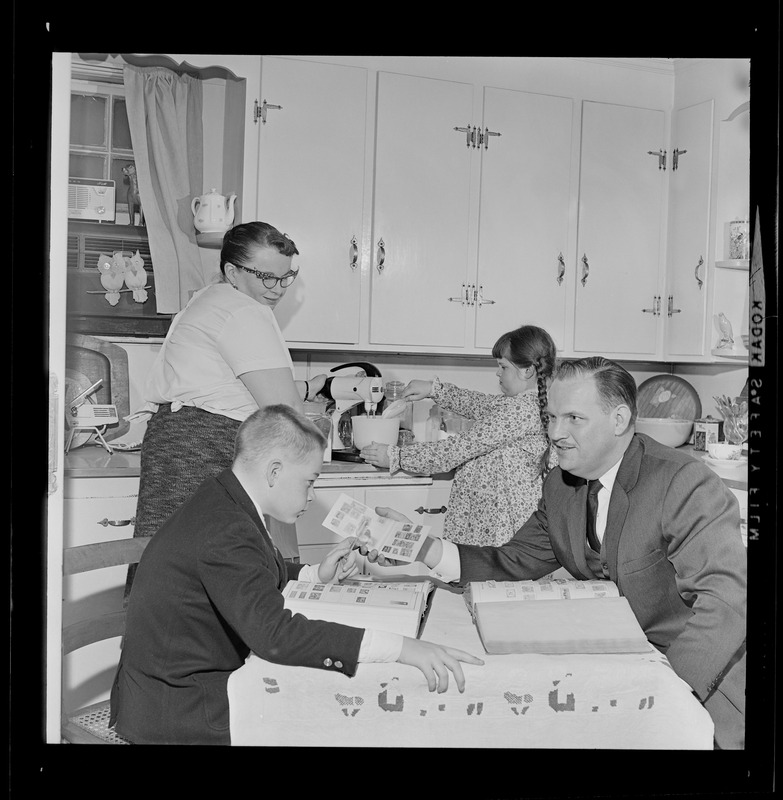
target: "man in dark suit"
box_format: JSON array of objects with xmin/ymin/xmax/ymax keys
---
[
  {"xmin": 110, "ymin": 404, "xmax": 482, "ymax": 744},
  {"xmin": 369, "ymin": 357, "xmax": 746, "ymax": 749}
]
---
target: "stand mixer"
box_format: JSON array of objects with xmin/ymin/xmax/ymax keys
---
[{"xmin": 317, "ymin": 362, "xmax": 384, "ymax": 461}]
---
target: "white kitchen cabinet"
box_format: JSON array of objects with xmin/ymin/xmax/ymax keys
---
[
  {"xmin": 62, "ymin": 476, "xmax": 139, "ymax": 711},
  {"xmin": 369, "ymin": 71, "xmax": 474, "ymax": 349},
  {"xmin": 571, "ymin": 101, "xmax": 667, "ymax": 358},
  {"xmin": 255, "ymin": 57, "xmax": 368, "ymax": 345},
  {"xmin": 664, "ymin": 100, "xmax": 714, "ymax": 359},
  {"xmin": 473, "ymin": 87, "xmax": 574, "ymax": 351}
]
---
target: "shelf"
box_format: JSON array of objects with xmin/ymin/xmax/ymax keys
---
[
  {"xmin": 715, "ymin": 260, "xmax": 749, "ymax": 270},
  {"xmin": 196, "ymin": 232, "xmax": 225, "ymax": 249}
]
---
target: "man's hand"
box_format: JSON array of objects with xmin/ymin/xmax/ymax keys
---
[
  {"xmin": 398, "ymin": 638, "xmax": 484, "ymax": 693},
  {"xmin": 357, "ymin": 507, "xmax": 444, "ymax": 569}
]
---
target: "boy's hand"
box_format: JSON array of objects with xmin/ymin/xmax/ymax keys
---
[
  {"xmin": 398, "ymin": 638, "xmax": 484, "ymax": 693},
  {"xmin": 317, "ymin": 537, "xmax": 359, "ymax": 583}
]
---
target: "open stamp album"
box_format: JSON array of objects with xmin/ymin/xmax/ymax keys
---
[
  {"xmin": 467, "ymin": 579, "xmax": 651, "ymax": 655},
  {"xmin": 322, "ymin": 493, "xmax": 430, "ymax": 564},
  {"xmin": 282, "ymin": 579, "xmax": 432, "ymax": 638}
]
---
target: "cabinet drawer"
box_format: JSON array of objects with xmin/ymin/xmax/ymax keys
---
[
  {"xmin": 364, "ymin": 482, "xmax": 452, "ymax": 540},
  {"xmin": 62, "ymin": 476, "xmax": 139, "ymax": 710}
]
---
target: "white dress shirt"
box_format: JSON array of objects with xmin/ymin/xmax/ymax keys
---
[{"xmin": 431, "ymin": 457, "xmax": 625, "ymax": 582}]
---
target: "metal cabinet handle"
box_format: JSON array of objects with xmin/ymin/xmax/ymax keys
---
[
  {"xmin": 448, "ymin": 284, "xmax": 468, "ymax": 304},
  {"xmin": 476, "ymin": 285, "xmax": 496, "ymax": 305},
  {"xmin": 672, "ymin": 148, "xmax": 687, "ymax": 171},
  {"xmin": 453, "ymin": 124, "xmax": 476, "ymax": 148},
  {"xmin": 376, "ymin": 239, "xmax": 385, "ymax": 273},
  {"xmin": 647, "ymin": 149, "xmax": 667, "ymax": 170},
  {"xmin": 414, "ymin": 506, "xmax": 447, "ymax": 515},
  {"xmin": 642, "ymin": 296, "xmax": 661, "ymax": 316},
  {"xmin": 97, "ymin": 517, "xmax": 135, "ymax": 527},
  {"xmin": 668, "ymin": 295, "xmax": 682, "ymax": 317},
  {"xmin": 580, "ymin": 254, "xmax": 590, "ymax": 286},
  {"xmin": 349, "ymin": 236, "xmax": 358, "ymax": 271},
  {"xmin": 694, "ymin": 255, "xmax": 704, "ymax": 290},
  {"xmin": 557, "ymin": 253, "xmax": 565, "ymax": 285}
]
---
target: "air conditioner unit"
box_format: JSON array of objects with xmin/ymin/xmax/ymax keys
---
[{"xmin": 68, "ymin": 177, "xmax": 116, "ymax": 222}]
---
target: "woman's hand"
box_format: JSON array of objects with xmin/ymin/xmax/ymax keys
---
[
  {"xmin": 398, "ymin": 638, "xmax": 484, "ymax": 693},
  {"xmin": 360, "ymin": 442, "xmax": 391, "ymax": 468},
  {"xmin": 307, "ymin": 373, "xmax": 328, "ymax": 399},
  {"xmin": 403, "ymin": 380, "xmax": 433, "ymax": 401},
  {"xmin": 317, "ymin": 537, "xmax": 359, "ymax": 583}
]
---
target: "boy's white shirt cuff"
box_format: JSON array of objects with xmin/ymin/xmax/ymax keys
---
[
  {"xmin": 297, "ymin": 563, "xmax": 320, "ymax": 583},
  {"xmin": 359, "ymin": 628, "xmax": 404, "ymax": 662}
]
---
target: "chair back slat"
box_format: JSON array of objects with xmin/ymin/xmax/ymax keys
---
[
  {"xmin": 62, "ymin": 610, "xmax": 127, "ymax": 655},
  {"xmin": 63, "ymin": 536, "xmax": 151, "ymax": 576}
]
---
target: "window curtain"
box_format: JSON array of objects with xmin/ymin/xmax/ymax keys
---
[{"xmin": 124, "ymin": 65, "xmax": 206, "ymax": 313}]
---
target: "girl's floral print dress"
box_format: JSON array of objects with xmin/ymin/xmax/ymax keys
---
[{"xmin": 387, "ymin": 377, "xmax": 555, "ymax": 547}]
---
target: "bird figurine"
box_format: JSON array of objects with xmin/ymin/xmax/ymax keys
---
[
  {"xmin": 123, "ymin": 249, "xmax": 148, "ymax": 303},
  {"xmin": 122, "ymin": 164, "xmax": 145, "ymax": 226},
  {"xmin": 715, "ymin": 312, "xmax": 735, "ymax": 349},
  {"xmin": 97, "ymin": 252, "xmax": 127, "ymax": 306}
]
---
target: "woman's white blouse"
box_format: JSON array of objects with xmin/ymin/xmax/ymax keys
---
[{"xmin": 143, "ymin": 283, "xmax": 294, "ymax": 421}]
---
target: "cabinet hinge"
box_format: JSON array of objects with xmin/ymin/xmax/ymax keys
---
[
  {"xmin": 647, "ymin": 149, "xmax": 667, "ymax": 170},
  {"xmin": 672, "ymin": 148, "xmax": 687, "ymax": 171},
  {"xmin": 254, "ymin": 99, "xmax": 282, "ymax": 125}
]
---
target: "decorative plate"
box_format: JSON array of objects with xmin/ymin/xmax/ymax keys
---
[{"xmin": 636, "ymin": 375, "xmax": 702, "ymax": 421}]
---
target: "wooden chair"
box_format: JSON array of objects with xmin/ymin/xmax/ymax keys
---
[{"xmin": 61, "ymin": 536, "xmax": 151, "ymax": 744}]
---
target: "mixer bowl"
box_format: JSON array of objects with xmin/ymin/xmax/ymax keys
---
[
  {"xmin": 635, "ymin": 417, "xmax": 693, "ymax": 448},
  {"xmin": 351, "ymin": 416, "xmax": 400, "ymax": 449}
]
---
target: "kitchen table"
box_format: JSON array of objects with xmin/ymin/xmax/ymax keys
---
[{"xmin": 227, "ymin": 587, "xmax": 714, "ymax": 749}]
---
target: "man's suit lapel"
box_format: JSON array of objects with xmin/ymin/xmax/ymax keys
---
[{"xmin": 603, "ymin": 435, "xmax": 644, "ymax": 583}]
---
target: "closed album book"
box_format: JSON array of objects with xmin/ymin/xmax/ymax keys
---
[
  {"xmin": 469, "ymin": 579, "xmax": 650, "ymax": 655},
  {"xmin": 283, "ymin": 578, "xmax": 432, "ymax": 638}
]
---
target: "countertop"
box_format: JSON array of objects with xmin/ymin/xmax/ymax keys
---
[
  {"xmin": 62, "ymin": 444, "xmax": 433, "ymax": 486},
  {"xmin": 62, "ymin": 441, "xmax": 747, "ymax": 491}
]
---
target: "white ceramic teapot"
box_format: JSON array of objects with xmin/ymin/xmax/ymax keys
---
[{"xmin": 191, "ymin": 189, "xmax": 237, "ymax": 234}]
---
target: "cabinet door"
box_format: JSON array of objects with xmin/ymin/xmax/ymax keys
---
[
  {"xmin": 296, "ymin": 487, "xmax": 359, "ymax": 560},
  {"xmin": 474, "ymin": 88, "xmax": 574, "ymax": 351},
  {"xmin": 572, "ymin": 101, "xmax": 666, "ymax": 356},
  {"xmin": 62, "ymin": 477, "xmax": 139, "ymax": 710},
  {"xmin": 256, "ymin": 57, "xmax": 368, "ymax": 344},
  {"xmin": 665, "ymin": 100, "xmax": 714, "ymax": 358},
  {"xmin": 369, "ymin": 72, "xmax": 474, "ymax": 348}
]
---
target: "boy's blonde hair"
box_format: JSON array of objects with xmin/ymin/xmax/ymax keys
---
[{"xmin": 234, "ymin": 405, "xmax": 326, "ymax": 466}]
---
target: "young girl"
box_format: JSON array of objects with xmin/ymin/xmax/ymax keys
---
[{"xmin": 359, "ymin": 325, "xmax": 557, "ymax": 547}]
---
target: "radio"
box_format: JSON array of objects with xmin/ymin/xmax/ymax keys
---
[{"xmin": 68, "ymin": 177, "xmax": 116, "ymax": 222}]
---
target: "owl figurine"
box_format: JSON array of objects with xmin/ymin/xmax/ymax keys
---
[
  {"xmin": 123, "ymin": 249, "xmax": 148, "ymax": 303},
  {"xmin": 715, "ymin": 312, "xmax": 735, "ymax": 349},
  {"xmin": 97, "ymin": 252, "xmax": 126, "ymax": 306}
]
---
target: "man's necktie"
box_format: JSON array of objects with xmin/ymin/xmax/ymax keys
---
[{"xmin": 586, "ymin": 479, "xmax": 602, "ymax": 552}]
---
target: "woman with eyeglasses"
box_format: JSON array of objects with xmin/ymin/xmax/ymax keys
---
[{"xmin": 127, "ymin": 222, "xmax": 326, "ymax": 588}]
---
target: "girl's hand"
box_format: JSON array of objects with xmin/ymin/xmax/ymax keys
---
[
  {"xmin": 360, "ymin": 442, "xmax": 391, "ymax": 468},
  {"xmin": 317, "ymin": 537, "xmax": 359, "ymax": 583},
  {"xmin": 403, "ymin": 380, "xmax": 433, "ymax": 401},
  {"xmin": 398, "ymin": 638, "xmax": 484, "ymax": 693}
]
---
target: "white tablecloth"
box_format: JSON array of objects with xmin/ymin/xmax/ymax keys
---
[{"xmin": 228, "ymin": 588, "xmax": 714, "ymax": 748}]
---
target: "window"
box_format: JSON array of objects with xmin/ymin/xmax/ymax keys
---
[{"xmin": 70, "ymin": 55, "xmax": 137, "ymax": 225}]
